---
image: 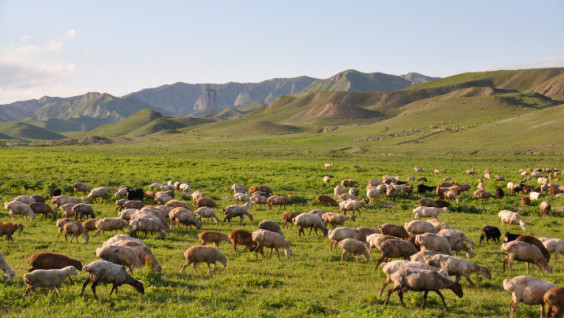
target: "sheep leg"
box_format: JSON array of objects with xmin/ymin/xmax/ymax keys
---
[
  {"xmin": 192, "ymin": 263, "xmax": 198, "ymax": 273},
  {"xmin": 435, "ymin": 290, "xmax": 448, "ymax": 310},
  {"xmin": 397, "ymin": 289, "xmax": 407, "ymax": 308},
  {"xmin": 464, "ymin": 275, "xmax": 477, "ymax": 291},
  {"xmin": 421, "ymin": 290, "xmax": 429, "ymax": 309},
  {"xmin": 341, "ymin": 251, "xmax": 347, "ymax": 262},
  {"xmin": 109, "ymin": 284, "xmax": 118, "ymax": 296},
  {"xmin": 54, "ymin": 286, "xmax": 61, "ymax": 296},
  {"xmin": 80, "ymin": 279, "xmax": 91, "ymax": 297},
  {"xmin": 308, "ymin": 227, "xmax": 313, "ymax": 235},
  {"xmin": 91, "ymin": 281, "xmax": 99, "ymax": 300},
  {"xmin": 374, "ymin": 257, "xmax": 385, "ymax": 271},
  {"xmin": 23, "ymin": 286, "xmax": 32, "ymax": 297},
  {"xmin": 232, "ymin": 243, "xmax": 238, "ymax": 252},
  {"xmin": 526, "ymin": 262, "xmax": 530, "ymax": 275},
  {"xmin": 507, "ymin": 257, "xmax": 514, "ymax": 274},
  {"xmin": 378, "ymin": 277, "xmax": 392, "ymax": 298},
  {"xmin": 180, "ymin": 262, "xmax": 190, "ymax": 273},
  {"xmin": 384, "ymin": 286, "xmax": 400, "ymax": 305},
  {"xmin": 502, "ymin": 256, "xmax": 509, "ymax": 272},
  {"xmin": 509, "ymin": 299, "xmax": 518, "ymax": 318}
]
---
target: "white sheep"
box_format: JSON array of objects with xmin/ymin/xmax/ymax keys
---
[
  {"xmin": 95, "ymin": 218, "xmax": 131, "ymax": 236},
  {"xmin": 366, "ymin": 233, "xmax": 383, "ymax": 253},
  {"xmin": 231, "ymin": 183, "xmax": 247, "ymax": 194},
  {"xmin": 404, "ymin": 220, "xmax": 438, "ymax": 235},
  {"xmin": 23, "ymin": 266, "xmax": 77, "ymax": 296},
  {"xmin": 539, "ymin": 237, "xmax": 564, "ymax": 261},
  {"xmin": 234, "ymin": 192, "xmax": 251, "ymax": 203},
  {"xmin": 155, "ymin": 192, "xmax": 173, "ymax": 204},
  {"xmin": 252, "ymin": 229, "xmax": 292, "ymax": 259},
  {"xmin": 427, "ymin": 254, "xmax": 491, "ymax": 290},
  {"xmin": 80, "ymin": 260, "xmax": 144, "ymax": 299},
  {"xmin": 56, "ymin": 220, "xmax": 89, "ymax": 244},
  {"xmin": 103, "ymin": 235, "xmax": 161, "ymax": 272},
  {"xmin": 96, "ymin": 245, "xmax": 143, "ymax": 273},
  {"xmin": 191, "ymin": 191, "xmax": 206, "ymax": 201},
  {"xmin": 503, "ymin": 276, "xmax": 556, "ymax": 318},
  {"xmin": 436, "ymin": 229, "xmax": 475, "ymax": 258},
  {"xmin": 378, "ymin": 260, "xmax": 449, "ymax": 298},
  {"xmin": 338, "ymin": 238, "xmax": 369, "ymax": 262},
  {"xmin": 223, "ymin": 203, "xmax": 253, "ymax": 223},
  {"xmin": 130, "ymin": 218, "xmax": 166, "ymax": 237},
  {"xmin": 118, "ymin": 209, "xmax": 138, "ymax": 221},
  {"xmin": 415, "ymin": 233, "xmax": 452, "ymax": 255},
  {"xmin": 414, "ymin": 166, "xmax": 423, "ymax": 173},
  {"xmin": 530, "ymin": 191, "xmax": 543, "ymax": 200},
  {"xmin": 180, "ymin": 245, "xmax": 227, "ymax": 273},
  {"xmin": 14, "ymin": 195, "xmax": 36, "ymax": 205},
  {"xmin": 366, "ymin": 187, "xmax": 384, "ymax": 203},
  {"xmin": 169, "ymin": 207, "xmax": 201, "ymax": 229},
  {"xmin": 498, "ymin": 210, "xmax": 526, "ymax": 231},
  {"xmin": 323, "ymin": 176, "xmax": 331, "ymax": 183},
  {"xmin": 293, "ymin": 213, "xmax": 327, "ymax": 236},
  {"xmin": 87, "ymin": 187, "xmax": 111, "ymax": 202},
  {"xmin": 339, "ymin": 199, "xmax": 363, "ymax": 216},
  {"xmin": 427, "ymin": 219, "xmax": 452, "ymax": 231},
  {"xmin": 4, "ymin": 200, "xmax": 36, "ymax": 220},
  {"xmin": 195, "ymin": 207, "xmax": 220, "ymax": 223},
  {"xmin": 328, "ymin": 227, "xmax": 365, "ymax": 250},
  {"xmin": 412, "ymin": 206, "xmax": 450, "ymax": 220},
  {"xmin": 334, "ymin": 185, "xmax": 346, "ymax": 198},
  {"xmin": 539, "ymin": 201, "xmax": 551, "ymax": 216},
  {"xmin": 321, "ymin": 212, "xmax": 355, "ymax": 229},
  {"xmin": 179, "ymin": 183, "xmax": 191, "ymax": 192},
  {"xmin": 51, "ymin": 196, "xmax": 85, "ymax": 209},
  {"xmin": 0, "ymin": 252, "xmax": 15, "ymax": 281}
]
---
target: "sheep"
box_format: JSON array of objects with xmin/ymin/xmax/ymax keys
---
[
  {"xmin": 414, "ymin": 166, "xmax": 423, "ymax": 173},
  {"xmin": 252, "ymin": 229, "xmax": 292, "ymax": 259},
  {"xmin": 443, "ymin": 191, "xmax": 459, "ymax": 203},
  {"xmin": 383, "ymin": 268, "xmax": 464, "ymax": 310},
  {"xmin": 415, "ymin": 233, "xmax": 452, "ymax": 255},
  {"xmin": 195, "ymin": 207, "xmax": 220, "ymax": 223},
  {"xmin": 474, "ymin": 190, "xmax": 495, "ymax": 200},
  {"xmin": 82, "ymin": 218, "xmax": 98, "ymax": 233},
  {"xmin": 324, "ymin": 163, "xmax": 333, "ymax": 169},
  {"xmin": 134, "ymin": 208, "xmax": 169, "ymax": 232},
  {"xmin": 165, "ymin": 200, "xmax": 190, "ymax": 209},
  {"xmin": 250, "ymin": 185, "xmax": 273, "ymax": 196},
  {"xmin": 378, "ymin": 260, "xmax": 449, "ymax": 298},
  {"xmin": 154, "ymin": 205, "xmax": 174, "ymax": 219},
  {"xmin": 96, "ymin": 245, "xmax": 143, "ymax": 274},
  {"xmin": 191, "ymin": 191, "xmax": 206, "ymax": 201},
  {"xmin": 378, "ymin": 223, "xmax": 409, "ymax": 239},
  {"xmin": 258, "ymin": 220, "xmax": 284, "ymax": 236},
  {"xmin": 195, "ymin": 197, "xmax": 218, "ymax": 209},
  {"xmin": 103, "ymin": 235, "xmax": 162, "ymax": 273},
  {"xmin": 367, "ymin": 187, "xmax": 385, "ymax": 203},
  {"xmin": 479, "ymin": 225, "xmax": 501, "ymax": 244},
  {"xmin": 349, "ymin": 187, "xmax": 360, "ymax": 197},
  {"xmin": 23, "ymin": 266, "xmax": 77, "ymax": 297},
  {"xmin": 428, "ymin": 254, "xmax": 491, "ymax": 290},
  {"xmin": 280, "ymin": 211, "xmax": 298, "ymax": 229},
  {"xmin": 544, "ymin": 287, "xmax": 564, "ymax": 318},
  {"xmin": 382, "ymin": 175, "xmax": 400, "ymax": 184},
  {"xmin": 181, "ymin": 245, "xmax": 227, "ymax": 273},
  {"xmin": 417, "ymin": 177, "xmax": 428, "ymax": 182},
  {"xmin": 87, "ymin": 187, "xmax": 111, "ymax": 203},
  {"xmin": 328, "ymin": 227, "xmax": 366, "ymax": 250},
  {"xmin": 169, "ymin": 207, "xmax": 201, "ymax": 230},
  {"xmin": 223, "ymin": 203, "xmax": 253, "ymax": 224},
  {"xmin": 4, "ymin": 200, "xmax": 36, "ymax": 220},
  {"xmin": 228, "ymin": 230, "xmax": 256, "ymax": 252},
  {"xmin": 539, "ymin": 237, "xmax": 564, "ymax": 261},
  {"xmin": 504, "ymin": 234, "xmax": 551, "ymax": 262},
  {"xmin": 179, "ymin": 183, "xmax": 191, "ymax": 192},
  {"xmin": 81, "ymin": 260, "xmax": 144, "ymax": 299},
  {"xmin": 366, "ymin": 233, "xmax": 385, "ymax": 252},
  {"xmin": 57, "ymin": 220, "xmax": 89, "ymax": 244},
  {"xmin": 498, "ymin": 210, "xmax": 526, "ymax": 231},
  {"xmin": 522, "ymin": 196, "xmax": 532, "ymax": 206},
  {"xmin": 540, "ymin": 201, "xmax": 552, "ymax": 216},
  {"xmin": 149, "ymin": 183, "xmax": 163, "ymax": 190},
  {"xmin": 29, "ymin": 202, "xmax": 55, "ymax": 220},
  {"xmin": 118, "ymin": 209, "xmax": 138, "ymax": 221},
  {"xmin": 72, "ymin": 203, "xmax": 95, "ymax": 221},
  {"xmin": 27, "ymin": 252, "xmax": 82, "ymax": 273},
  {"xmin": 374, "ymin": 239, "xmax": 419, "ymax": 269},
  {"xmin": 419, "ymin": 198, "xmax": 438, "ymax": 207},
  {"xmin": 417, "ymin": 184, "xmax": 435, "ymax": 194},
  {"xmin": 293, "ymin": 213, "xmax": 328, "ymax": 237},
  {"xmin": 353, "ymin": 164, "xmax": 361, "ymax": 169},
  {"xmin": 404, "ymin": 220, "xmax": 438, "ymax": 235},
  {"xmin": 267, "ymin": 195, "xmax": 292, "ymax": 210},
  {"xmin": 72, "ymin": 182, "xmax": 90, "ymax": 194},
  {"xmin": 339, "ymin": 238, "xmax": 370, "ymax": 262},
  {"xmin": 316, "ymin": 195, "xmax": 338, "ymax": 207},
  {"xmin": 155, "ymin": 192, "xmax": 174, "ymax": 204},
  {"xmin": 357, "ymin": 227, "xmax": 380, "ymax": 237},
  {"xmin": 95, "ymin": 218, "xmax": 131, "ymax": 236},
  {"xmin": 0, "ymin": 252, "xmax": 15, "ymax": 281},
  {"xmin": 412, "ymin": 206, "xmax": 450, "ymax": 220},
  {"xmin": 339, "ymin": 193, "xmax": 357, "ymax": 201},
  {"xmin": 0, "ymin": 222, "xmax": 24, "ymax": 240},
  {"xmin": 410, "ymin": 250, "xmax": 444, "ymax": 263},
  {"xmin": 49, "ymin": 188, "xmax": 62, "ymax": 198},
  {"xmin": 14, "ymin": 195, "xmax": 35, "ymax": 205},
  {"xmin": 60, "ymin": 203, "xmax": 78, "ymax": 217},
  {"xmin": 530, "ymin": 191, "xmax": 543, "ymax": 200},
  {"xmin": 130, "ymin": 217, "xmax": 166, "ymax": 237},
  {"xmin": 322, "ymin": 213, "xmax": 355, "ymax": 229},
  {"xmin": 437, "ymin": 229, "xmax": 475, "ymax": 253},
  {"xmin": 198, "ymin": 231, "xmax": 230, "ymax": 247},
  {"xmin": 144, "ymin": 190, "xmax": 156, "ymax": 202},
  {"xmin": 234, "ymin": 192, "xmax": 251, "ymax": 204},
  {"xmin": 427, "ymin": 219, "xmax": 452, "ymax": 231},
  {"xmin": 114, "ymin": 186, "xmax": 128, "ymax": 199},
  {"xmin": 502, "ymin": 241, "xmax": 553, "ymax": 275},
  {"xmin": 231, "ymin": 183, "xmax": 247, "ymax": 194},
  {"xmin": 250, "ymin": 192, "xmax": 268, "ymax": 209},
  {"xmin": 308, "ymin": 209, "xmax": 325, "ymax": 217},
  {"xmin": 408, "ymin": 175, "xmax": 415, "ymax": 181},
  {"xmin": 503, "ymin": 276, "xmax": 556, "ymax": 318},
  {"xmin": 341, "ymin": 179, "xmax": 358, "ymax": 187},
  {"xmin": 334, "ymin": 185, "xmax": 346, "ymax": 198},
  {"xmin": 339, "ymin": 199, "xmax": 363, "ymax": 216},
  {"xmin": 322, "ymin": 176, "xmax": 331, "ymax": 183}
]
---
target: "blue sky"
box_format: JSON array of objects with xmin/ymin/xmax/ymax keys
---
[{"xmin": 0, "ymin": 0, "xmax": 563, "ymax": 103}]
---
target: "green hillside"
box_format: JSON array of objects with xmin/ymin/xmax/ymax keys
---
[
  {"xmin": 129, "ymin": 117, "xmax": 212, "ymax": 136},
  {"xmin": 0, "ymin": 122, "xmax": 66, "ymax": 140},
  {"xmin": 85, "ymin": 109, "xmax": 164, "ymax": 137},
  {"xmin": 299, "ymin": 69, "xmax": 414, "ymax": 94}
]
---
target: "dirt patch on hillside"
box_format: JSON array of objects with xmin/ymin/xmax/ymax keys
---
[
  {"xmin": 235, "ymin": 121, "xmax": 302, "ymax": 135},
  {"xmin": 290, "ymin": 103, "xmax": 383, "ymax": 122}
]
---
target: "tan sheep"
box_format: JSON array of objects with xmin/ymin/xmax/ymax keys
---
[{"xmin": 180, "ymin": 245, "xmax": 227, "ymax": 274}]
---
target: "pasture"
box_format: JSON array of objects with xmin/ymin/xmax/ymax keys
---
[{"xmin": 0, "ymin": 145, "xmax": 562, "ymax": 317}]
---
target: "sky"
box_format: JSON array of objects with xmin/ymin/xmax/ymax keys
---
[{"xmin": 0, "ymin": 0, "xmax": 563, "ymax": 104}]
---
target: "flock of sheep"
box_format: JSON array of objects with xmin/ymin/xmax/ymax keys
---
[{"xmin": 0, "ymin": 165, "xmax": 563, "ymax": 317}]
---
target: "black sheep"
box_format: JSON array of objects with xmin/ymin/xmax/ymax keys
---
[
  {"xmin": 416, "ymin": 184, "xmax": 435, "ymax": 194},
  {"xmin": 495, "ymin": 187, "xmax": 504, "ymax": 199},
  {"xmin": 49, "ymin": 188, "xmax": 62, "ymax": 198},
  {"xmin": 479, "ymin": 225, "xmax": 501, "ymax": 244},
  {"xmin": 126, "ymin": 187, "xmax": 145, "ymax": 201}
]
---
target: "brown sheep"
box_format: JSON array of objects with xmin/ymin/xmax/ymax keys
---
[
  {"xmin": 378, "ymin": 223, "xmax": 409, "ymax": 239},
  {"xmin": 198, "ymin": 231, "xmax": 230, "ymax": 247},
  {"xmin": 228, "ymin": 230, "xmax": 256, "ymax": 252},
  {"xmin": 341, "ymin": 179, "xmax": 358, "ymax": 187},
  {"xmin": 144, "ymin": 191, "xmax": 156, "ymax": 202},
  {"xmin": 82, "ymin": 218, "xmax": 98, "ymax": 233},
  {"xmin": 544, "ymin": 287, "xmax": 564, "ymax": 318},
  {"xmin": 267, "ymin": 195, "xmax": 292, "ymax": 210},
  {"xmin": 316, "ymin": 195, "xmax": 337, "ymax": 207},
  {"xmin": 249, "ymin": 185, "xmax": 273, "ymax": 196},
  {"xmin": 72, "ymin": 204, "xmax": 95, "ymax": 221},
  {"xmin": 30, "ymin": 203, "xmax": 55, "ymax": 220},
  {"xmin": 434, "ymin": 200, "xmax": 450, "ymax": 208},
  {"xmin": 195, "ymin": 197, "xmax": 218, "ymax": 209},
  {"xmin": 280, "ymin": 211, "xmax": 298, "ymax": 229},
  {"xmin": 31, "ymin": 194, "xmax": 46, "ymax": 203},
  {"xmin": 521, "ymin": 197, "xmax": 531, "ymax": 206},
  {"xmin": 419, "ymin": 198, "xmax": 438, "ymax": 207},
  {"xmin": 0, "ymin": 222, "xmax": 24, "ymax": 240},
  {"xmin": 28, "ymin": 252, "xmax": 83, "ymax": 272}
]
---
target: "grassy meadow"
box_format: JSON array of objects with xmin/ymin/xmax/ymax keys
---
[{"xmin": 0, "ymin": 143, "xmax": 563, "ymax": 317}]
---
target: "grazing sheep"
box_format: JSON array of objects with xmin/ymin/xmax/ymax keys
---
[
  {"xmin": 339, "ymin": 199, "xmax": 363, "ymax": 216},
  {"xmin": 324, "ymin": 163, "xmax": 333, "ymax": 169},
  {"xmin": 82, "ymin": 218, "xmax": 98, "ymax": 233},
  {"xmin": 539, "ymin": 237, "xmax": 564, "ymax": 261},
  {"xmin": 198, "ymin": 231, "xmax": 230, "ymax": 247},
  {"xmin": 374, "ymin": 239, "xmax": 419, "ymax": 269},
  {"xmin": 339, "ymin": 193, "xmax": 357, "ymax": 201},
  {"xmin": 316, "ymin": 195, "xmax": 338, "ymax": 207},
  {"xmin": 96, "ymin": 245, "xmax": 143, "ymax": 274},
  {"xmin": 191, "ymin": 191, "xmax": 206, "ymax": 201},
  {"xmin": 81, "ymin": 260, "xmax": 144, "ymax": 299},
  {"xmin": 95, "ymin": 218, "xmax": 131, "ymax": 236},
  {"xmin": 341, "ymin": 179, "xmax": 358, "ymax": 187},
  {"xmin": 130, "ymin": 217, "xmax": 167, "ymax": 237},
  {"xmin": 322, "ymin": 176, "xmax": 331, "ymax": 183},
  {"xmin": 144, "ymin": 191, "xmax": 156, "ymax": 202},
  {"xmin": 231, "ymin": 183, "xmax": 247, "ymax": 194},
  {"xmin": 412, "ymin": 206, "xmax": 450, "ymax": 219},
  {"xmin": 502, "ymin": 241, "xmax": 553, "ymax": 275},
  {"xmin": 530, "ymin": 191, "xmax": 543, "ymax": 200},
  {"xmin": 410, "ymin": 250, "xmax": 444, "ymax": 263},
  {"xmin": 223, "ymin": 203, "xmax": 253, "ymax": 224},
  {"xmin": 258, "ymin": 220, "xmax": 284, "ymax": 236},
  {"xmin": 308, "ymin": 209, "xmax": 325, "ymax": 217},
  {"xmin": 378, "ymin": 223, "xmax": 409, "ymax": 239},
  {"xmin": 414, "ymin": 167, "xmax": 423, "ymax": 173},
  {"xmin": 353, "ymin": 164, "xmax": 360, "ymax": 169},
  {"xmin": 250, "ymin": 192, "xmax": 268, "ymax": 209},
  {"xmin": 103, "ymin": 235, "xmax": 162, "ymax": 273},
  {"xmin": 480, "ymin": 225, "xmax": 501, "ymax": 244},
  {"xmin": 72, "ymin": 182, "xmax": 90, "ymax": 194},
  {"xmin": 13, "ymin": 195, "xmax": 35, "ymax": 205},
  {"xmin": 155, "ymin": 192, "xmax": 174, "ymax": 204},
  {"xmin": 169, "ymin": 207, "xmax": 202, "ymax": 230},
  {"xmin": 540, "ymin": 201, "xmax": 552, "ymax": 216},
  {"xmin": 367, "ymin": 187, "xmax": 385, "ymax": 203},
  {"xmin": 252, "ymin": 229, "xmax": 292, "ymax": 259},
  {"xmin": 60, "ymin": 203, "xmax": 77, "ymax": 218},
  {"xmin": 51, "ymin": 196, "xmax": 85, "ymax": 209},
  {"xmin": 495, "ymin": 187, "xmax": 504, "ymax": 199},
  {"xmin": 417, "ymin": 184, "xmax": 435, "ymax": 194},
  {"xmin": 437, "ymin": 229, "xmax": 475, "ymax": 255},
  {"xmin": 179, "ymin": 183, "xmax": 191, "ymax": 192},
  {"xmin": 503, "ymin": 234, "xmax": 551, "ymax": 262},
  {"xmin": 293, "ymin": 213, "xmax": 328, "ymax": 236},
  {"xmin": 498, "ymin": 210, "xmax": 526, "ymax": 231},
  {"xmin": 417, "ymin": 177, "xmax": 428, "ymax": 182},
  {"xmin": 27, "ymin": 252, "xmax": 82, "ymax": 272},
  {"xmin": 280, "ymin": 211, "xmax": 298, "ymax": 229},
  {"xmin": 0, "ymin": 252, "xmax": 15, "ymax": 281},
  {"xmin": 23, "ymin": 266, "xmax": 77, "ymax": 297},
  {"xmin": 349, "ymin": 187, "xmax": 360, "ymax": 197},
  {"xmin": 416, "ymin": 233, "xmax": 452, "ymax": 255},
  {"xmin": 249, "ymin": 185, "xmax": 273, "ymax": 196},
  {"xmin": 419, "ymin": 198, "xmax": 438, "ymax": 207},
  {"xmin": 428, "ymin": 254, "xmax": 491, "ymax": 290},
  {"xmin": 72, "ymin": 203, "xmax": 95, "ymax": 221},
  {"xmin": 234, "ymin": 192, "xmax": 251, "ymax": 204},
  {"xmin": 195, "ymin": 207, "xmax": 220, "ymax": 223},
  {"xmin": 165, "ymin": 200, "xmax": 190, "ymax": 209},
  {"xmin": 427, "ymin": 219, "xmax": 452, "ymax": 231},
  {"xmin": 267, "ymin": 195, "xmax": 292, "ymax": 210},
  {"xmin": 383, "ymin": 268, "xmax": 464, "ymax": 310},
  {"xmin": 378, "ymin": 260, "xmax": 449, "ymax": 298},
  {"xmin": 443, "ymin": 191, "xmax": 459, "ymax": 203},
  {"xmin": 181, "ymin": 245, "xmax": 227, "ymax": 273},
  {"xmin": 328, "ymin": 227, "xmax": 366, "ymax": 250},
  {"xmin": 503, "ymin": 276, "xmax": 556, "ymax": 318},
  {"xmin": 322, "ymin": 212, "xmax": 355, "ymax": 229},
  {"xmin": 521, "ymin": 196, "xmax": 532, "ymax": 206},
  {"xmin": 4, "ymin": 200, "xmax": 36, "ymax": 220},
  {"xmin": 87, "ymin": 187, "xmax": 111, "ymax": 203},
  {"xmin": 118, "ymin": 209, "xmax": 138, "ymax": 221},
  {"xmin": 404, "ymin": 220, "xmax": 438, "ymax": 235},
  {"xmin": 339, "ymin": 238, "xmax": 370, "ymax": 262},
  {"xmin": 334, "ymin": 185, "xmax": 346, "ymax": 198},
  {"xmin": 474, "ymin": 190, "xmax": 495, "ymax": 200},
  {"xmin": 49, "ymin": 188, "xmax": 62, "ymax": 198},
  {"xmin": 57, "ymin": 220, "xmax": 89, "ymax": 244},
  {"xmin": 228, "ymin": 230, "xmax": 256, "ymax": 252},
  {"xmin": 0, "ymin": 222, "xmax": 24, "ymax": 240},
  {"xmin": 195, "ymin": 197, "xmax": 218, "ymax": 209},
  {"xmin": 544, "ymin": 287, "xmax": 564, "ymax": 318},
  {"xmin": 357, "ymin": 227, "xmax": 380, "ymax": 237},
  {"xmin": 434, "ymin": 199, "xmax": 450, "ymax": 208},
  {"xmin": 30, "ymin": 202, "xmax": 55, "ymax": 220}
]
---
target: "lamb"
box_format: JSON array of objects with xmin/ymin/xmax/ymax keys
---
[
  {"xmin": 14, "ymin": 195, "xmax": 36, "ymax": 205},
  {"xmin": 258, "ymin": 220, "xmax": 284, "ymax": 236},
  {"xmin": 427, "ymin": 219, "xmax": 452, "ymax": 231},
  {"xmin": 0, "ymin": 222, "xmax": 24, "ymax": 240},
  {"xmin": 0, "ymin": 252, "xmax": 15, "ymax": 281},
  {"xmin": 234, "ymin": 192, "xmax": 251, "ymax": 204},
  {"xmin": 341, "ymin": 179, "xmax": 358, "ymax": 187},
  {"xmin": 267, "ymin": 195, "xmax": 292, "ymax": 210},
  {"xmin": 95, "ymin": 218, "xmax": 131, "ymax": 236},
  {"xmin": 479, "ymin": 225, "xmax": 501, "ymax": 244},
  {"xmin": 334, "ymin": 185, "xmax": 346, "ymax": 198},
  {"xmin": 280, "ymin": 211, "xmax": 298, "ymax": 229},
  {"xmin": 339, "ymin": 199, "xmax": 363, "ymax": 216},
  {"xmin": 366, "ymin": 187, "xmax": 385, "ymax": 203},
  {"xmin": 428, "ymin": 254, "xmax": 491, "ymax": 290},
  {"xmin": 164, "ymin": 200, "xmax": 190, "ymax": 209},
  {"xmin": 378, "ymin": 260, "xmax": 449, "ymax": 298},
  {"xmin": 292, "ymin": 213, "xmax": 328, "ymax": 236},
  {"xmin": 415, "ymin": 233, "xmax": 452, "ymax": 255},
  {"xmin": 181, "ymin": 245, "xmax": 227, "ymax": 273},
  {"xmin": 328, "ymin": 227, "xmax": 366, "ymax": 250},
  {"xmin": 30, "ymin": 202, "xmax": 55, "ymax": 220},
  {"xmin": 87, "ymin": 187, "xmax": 111, "ymax": 203},
  {"xmin": 82, "ymin": 218, "xmax": 98, "ymax": 233},
  {"xmin": 4, "ymin": 200, "xmax": 36, "ymax": 220},
  {"xmin": 231, "ymin": 183, "xmax": 247, "ymax": 194},
  {"xmin": 383, "ymin": 268, "xmax": 464, "ymax": 310},
  {"xmin": 228, "ymin": 230, "xmax": 257, "ymax": 252},
  {"xmin": 498, "ymin": 210, "xmax": 526, "ymax": 231},
  {"xmin": 27, "ymin": 252, "xmax": 83, "ymax": 273},
  {"xmin": 252, "ymin": 229, "xmax": 292, "ymax": 259},
  {"xmin": 503, "ymin": 276, "xmax": 556, "ymax": 318},
  {"xmin": 195, "ymin": 197, "xmax": 218, "ymax": 209},
  {"xmin": 169, "ymin": 207, "xmax": 202, "ymax": 229},
  {"xmin": 81, "ymin": 260, "xmax": 144, "ymax": 299},
  {"xmin": 539, "ymin": 237, "xmax": 564, "ymax": 261},
  {"xmin": 72, "ymin": 203, "xmax": 95, "ymax": 221},
  {"xmin": 321, "ymin": 212, "xmax": 355, "ymax": 229},
  {"xmin": 72, "ymin": 182, "xmax": 90, "ymax": 194},
  {"xmin": 374, "ymin": 239, "xmax": 419, "ymax": 269},
  {"xmin": 316, "ymin": 195, "xmax": 338, "ymax": 207},
  {"xmin": 195, "ymin": 207, "xmax": 220, "ymax": 223},
  {"xmin": 412, "ymin": 206, "xmax": 450, "ymax": 219},
  {"xmin": 349, "ymin": 187, "xmax": 360, "ymax": 196},
  {"xmin": 544, "ymin": 287, "xmax": 564, "ymax": 318},
  {"xmin": 540, "ymin": 201, "xmax": 552, "ymax": 216},
  {"xmin": 23, "ymin": 266, "xmax": 77, "ymax": 297},
  {"xmin": 502, "ymin": 241, "xmax": 553, "ymax": 275},
  {"xmin": 338, "ymin": 238, "xmax": 370, "ymax": 262},
  {"xmin": 404, "ymin": 220, "xmax": 438, "ymax": 235},
  {"xmin": 96, "ymin": 245, "xmax": 143, "ymax": 273},
  {"xmin": 223, "ymin": 203, "xmax": 253, "ymax": 224},
  {"xmin": 198, "ymin": 231, "xmax": 231, "ymax": 247},
  {"xmin": 378, "ymin": 223, "xmax": 409, "ymax": 239}
]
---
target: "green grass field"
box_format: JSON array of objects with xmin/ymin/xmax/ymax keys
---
[{"xmin": 0, "ymin": 144, "xmax": 562, "ymax": 317}]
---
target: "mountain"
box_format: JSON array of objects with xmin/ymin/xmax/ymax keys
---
[
  {"xmin": 0, "ymin": 121, "xmax": 66, "ymax": 140},
  {"xmin": 400, "ymin": 72, "xmax": 441, "ymax": 85}
]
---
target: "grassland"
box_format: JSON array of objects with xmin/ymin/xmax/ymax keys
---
[{"xmin": 0, "ymin": 142, "xmax": 562, "ymax": 317}]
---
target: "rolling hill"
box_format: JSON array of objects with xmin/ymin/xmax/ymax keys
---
[{"xmin": 0, "ymin": 121, "xmax": 66, "ymax": 140}]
